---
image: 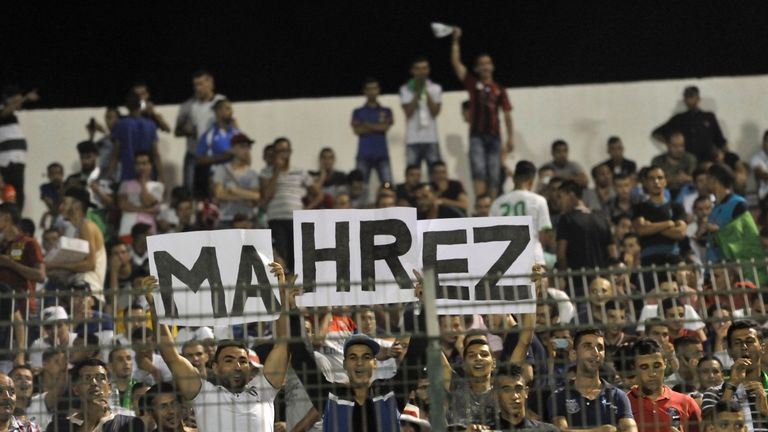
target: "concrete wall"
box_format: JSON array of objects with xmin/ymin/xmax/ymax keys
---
[{"xmin": 17, "ymin": 74, "xmax": 768, "ymax": 221}]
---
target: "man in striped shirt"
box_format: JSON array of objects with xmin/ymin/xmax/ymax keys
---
[{"xmin": 0, "ymin": 85, "xmax": 38, "ymax": 210}]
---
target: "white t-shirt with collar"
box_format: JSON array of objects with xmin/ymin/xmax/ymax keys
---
[{"xmin": 191, "ymin": 372, "xmax": 279, "ymax": 432}]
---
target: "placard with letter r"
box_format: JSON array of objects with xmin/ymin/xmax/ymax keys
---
[
  {"xmin": 418, "ymin": 216, "xmax": 536, "ymax": 315},
  {"xmin": 147, "ymin": 229, "xmax": 280, "ymax": 326}
]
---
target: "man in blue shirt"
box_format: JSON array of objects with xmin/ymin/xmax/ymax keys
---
[
  {"xmin": 706, "ymin": 163, "xmax": 750, "ymax": 263},
  {"xmin": 351, "ymin": 78, "xmax": 393, "ymax": 186},
  {"xmin": 549, "ymin": 329, "xmax": 637, "ymax": 431},
  {"xmin": 195, "ymin": 99, "xmax": 238, "ymax": 197},
  {"xmin": 109, "ymin": 93, "xmax": 162, "ymax": 182}
]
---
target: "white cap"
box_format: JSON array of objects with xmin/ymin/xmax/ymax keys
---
[
  {"xmin": 42, "ymin": 306, "xmax": 68, "ymax": 324},
  {"xmin": 431, "ymin": 22, "xmax": 454, "ymax": 38},
  {"xmin": 399, "ymin": 403, "xmax": 431, "ymax": 431}
]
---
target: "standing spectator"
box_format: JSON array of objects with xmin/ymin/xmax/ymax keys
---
[
  {"xmin": 212, "ymin": 133, "xmax": 260, "ymax": 228},
  {"xmin": 194, "ymin": 98, "xmax": 238, "ymax": 198},
  {"xmin": 109, "ymin": 93, "xmax": 162, "ymax": 183},
  {"xmin": 117, "ymin": 152, "xmax": 164, "ymax": 238},
  {"xmin": 494, "ymin": 364, "xmax": 559, "ymax": 431},
  {"xmin": 555, "ymin": 181, "xmax": 616, "ymax": 297},
  {"xmin": 396, "ymin": 165, "xmax": 422, "ymax": 207},
  {"xmin": 687, "ymin": 195, "xmax": 714, "ymax": 264},
  {"xmin": 450, "ymin": 27, "xmax": 513, "ymax": 198},
  {"xmin": 47, "ymin": 359, "xmax": 145, "ymax": 432},
  {"xmin": 652, "ymin": 86, "xmax": 727, "ymax": 162},
  {"xmin": 107, "ymin": 347, "xmax": 137, "ymax": 411},
  {"xmin": 491, "ymin": 160, "xmax": 553, "ymax": 265},
  {"xmin": 540, "ymin": 140, "xmax": 589, "ymax": 188},
  {"xmin": 0, "ymin": 202, "xmax": 45, "ymax": 320},
  {"xmin": 606, "ymin": 173, "xmax": 635, "ymax": 222},
  {"xmin": 46, "ymin": 188, "xmax": 107, "ymax": 302},
  {"xmin": 429, "ymin": 161, "xmax": 468, "ymax": 215},
  {"xmin": 601, "ymin": 136, "xmax": 637, "ymax": 177},
  {"xmin": 174, "ymin": 70, "xmax": 227, "ymax": 192},
  {"xmin": 706, "ymin": 163, "xmax": 765, "ymax": 271},
  {"xmin": 701, "ymin": 320, "xmax": 768, "ymax": 431},
  {"xmin": 351, "ymin": 78, "xmax": 394, "ymax": 185},
  {"xmin": 85, "ymin": 106, "xmax": 122, "ymax": 178},
  {"xmin": 130, "ymin": 83, "xmax": 171, "ymax": 133},
  {"xmin": 583, "ymin": 163, "xmax": 615, "ymax": 212},
  {"xmin": 650, "ymin": 132, "xmax": 697, "ymax": 198},
  {"xmin": 39, "ymin": 163, "xmax": 65, "ymax": 227},
  {"xmin": 749, "ymin": 130, "xmax": 768, "ymax": 203},
  {"xmin": 0, "ymin": 85, "xmax": 38, "ymax": 210},
  {"xmin": 632, "ymin": 166, "xmax": 687, "ymax": 280},
  {"xmin": 549, "ymin": 329, "xmax": 637, "ymax": 431},
  {"xmin": 65, "ymin": 141, "xmax": 115, "ymax": 234},
  {"xmin": 260, "ymin": 138, "xmax": 316, "ymax": 272},
  {"xmin": 627, "ymin": 338, "xmax": 701, "ymax": 432},
  {"xmin": 400, "ymin": 57, "xmax": 442, "ymax": 170}
]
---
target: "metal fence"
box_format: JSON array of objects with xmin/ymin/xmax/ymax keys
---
[{"xmin": 1, "ymin": 259, "xmax": 767, "ymax": 431}]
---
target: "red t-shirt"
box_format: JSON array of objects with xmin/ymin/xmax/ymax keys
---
[
  {"xmin": 464, "ymin": 73, "xmax": 512, "ymax": 137},
  {"xmin": 628, "ymin": 385, "xmax": 701, "ymax": 432},
  {"xmin": 0, "ymin": 233, "xmax": 43, "ymax": 316}
]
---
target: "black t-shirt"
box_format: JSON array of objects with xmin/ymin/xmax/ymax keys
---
[
  {"xmin": 417, "ymin": 205, "xmax": 464, "ymax": 220},
  {"xmin": 46, "ymin": 413, "xmax": 145, "ymax": 432},
  {"xmin": 602, "ymin": 158, "xmax": 637, "ymax": 177},
  {"xmin": 556, "ymin": 210, "xmax": 613, "ymax": 271},
  {"xmin": 310, "ymin": 170, "xmax": 347, "ymax": 189},
  {"xmin": 432, "ymin": 180, "xmax": 465, "ymax": 201},
  {"xmin": 395, "ymin": 183, "xmax": 417, "ymax": 207},
  {"xmin": 631, "ymin": 199, "xmax": 686, "ymax": 259}
]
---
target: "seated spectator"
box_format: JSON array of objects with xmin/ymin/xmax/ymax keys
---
[
  {"xmin": 601, "ymin": 136, "xmax": 637, "ymax": 177},
  {"xmin": 310, "ymin": 147, "xmax": 347, "ymax": 195},
  {"xmin": 429, "ymin": 161, "xmax": 468, "ymax": 215},
  {"xmin": 666, "ymin": 335, "xmax": 704, "ymax": 391},
  {"xmin": 8, "ymin": 365, "xmax": 33, "ymax": 419},
  {"xmin": 620, "ymin": 233, "xmax": 641, "ymax": 269},
  {"xmin": 414, "ymin": 183, "xmax": 463, "ymax": 219},
  {"xmin": 676, "ymin": 167, "xmax": 712, "ymax": 216},
  {"xmin": 705, "ymin": 263, "xmax": 758, "ymax": 311},
  {"xmin": 613, "ymin": 213, "xmax": 634, "ymax": 245},
  {"xmin": 109, "ymin": 92, "xmax": 162, "ymax": 183},
  {"xmin": 396, "ymin": 164, "xmax": 422, "ymax": 207},
  {"xmin": 144, "ymin": 383, "xmax": 190, "ymax": 432},
  {"xmin": 695, "ymin": 355, "xmax": 724, "ymax": 401},
  {"xmin": 711, "ymin": 146, "xmax": 749, "ymax": 195},
  {"xmin": 128, "ymin": 223, "xmax": 151, "ymax": 275},
  {"xmin": 212, "ymin": 133, "xmax": 260, "ymax": 228},
  {"xmin": 25, "ymin": 348, "xmax": 67, "ymax": 429},
  {"xmin": 67, "ymin": 280, "xmax": 114, "ymax": 360},
  {"xmin": 494, "ymin": 364, "xmax": 559, "ymax": 431},
  {"xmin": 659, "ymin": 298, "xmax": 707, "ymax": 342},
  {"xmin": 29, "ymin": 306, "xmax": 77, "ymax": 369},
  {"xmin": 113, "ymin": 303, "xmax": 148, "ymax": 347},
  {"xmin": 583, "ymin": 163, "xmax": 615, "ymax": 212},
  {"xmin": 374, "ymin": 189, "xmax": 396, "ymax": 208},
  {"xmin": 579, "ymin": 277, "xmax": 615, "ymax": 325},
  {"xmin": 650, "ymin": 132, "xmax": 697, "ymax": 198},
  {"xmin": 605, "ymin": 301, "xmax": 635, "ymax": 353},
  {"xmin": 70, "ymin": 333, "xmax": 103, "ymax": 364},
  {"xmin": 130, "ymin": 327, "xmax": 172, "ymax": 386},
  {"xmin": 39, "ymin": 162, "xmax": 64, "ymax": 227},
  {"xmin": 702, "ymin": 400, "xmax": 747, "ymax": 432},
  {"xmin": 472, "ymin": 194, "xmax": 492, "ymax": 217},
  {"xmin": 687, "ymin": 194, "xmax": 714, "ymax": 264},
  {"xmin": 0, "ymin": 373, "xmax": 42, "ymax": 432},
  {"xmin": 704, "ymin": 305, "xmax": 735, "ymax": 370},
  {"xmin": 47, "ymin": 359, "xmax": 145, "ymax": 432},
  {"xmin": 107, "ymin": 347, "xmax": 136, "ymax": 411},
  {"xmin": 106, "ymin": 240, "xmax": 145, "ymax": 312},
  {"xmin": 117, "ymin": 152, "xmax": 163, "ymax": 238},
  {"xmin": 344, "ymin": 169, "xmax": 369, "ymax": 209},
  {"xmin": 643, "ymin": 318, "xmax": 680, "ymax": 375},
  {"xmin": 539, "ymin": 140, "xmax": 588, "ymax": 188}
]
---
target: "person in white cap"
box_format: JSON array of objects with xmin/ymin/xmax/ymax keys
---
[
  {"xmin": 141, "ymin": 262, "xmax": 292, "ymax": 432},
  {"xmin": 399, "ymin": 403, "xmax": 430, "ymax": 432},
  {"xmin": 29, "ymin": 306, "xmax": 78, "ymax": 369}
]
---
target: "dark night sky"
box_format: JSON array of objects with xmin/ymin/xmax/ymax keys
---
[{"xmin": 4, "ymin": 1, "xmax": 768, "ymax": 108}]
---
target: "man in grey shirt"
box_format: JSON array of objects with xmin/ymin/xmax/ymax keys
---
[
  {"xmin": 212, "ymin": 133, "xmax": 260, "ymax": 228},
  {"xmin": 539, "ymin": 140, "xmax": 588, "ymax": 188}
]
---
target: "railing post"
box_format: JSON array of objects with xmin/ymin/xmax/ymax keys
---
[{"xmin": 423, "ymin": 267, "xmax": 446, "ymax": 432}]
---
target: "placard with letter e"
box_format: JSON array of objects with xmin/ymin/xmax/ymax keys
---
[
  {"xmin": 148, "ymin": 229, "xmax": 279, "ymax": 326},
  {"xmin": 293, "ymin": 207, "xmax": 420, "ymax": 307},
  {"xmin": 418, "ymin": 216, "xmax": 536, "ymax": 315}
]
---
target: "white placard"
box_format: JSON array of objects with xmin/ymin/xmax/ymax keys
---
[
  {"xmin": 293, "ymin": 208, "xmax": 419, "ymax": 307},
  {"xmin": 148, "ymin": 230, "xmax": 279, "ymax": 326},
  {"xmin": 418, "ymin": 216, "xmax": 536, "ymax": 315}
]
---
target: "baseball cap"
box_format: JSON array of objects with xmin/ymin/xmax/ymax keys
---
[
  {"xmin": 248, "ymin": 349, "xmax": 263, "ymax": 369},
  {"xmin": 343, "ymin": 333, "xmax": 380, "ymax": 357},
  {"xmin": 68, "ymin": 280, "xmax": 92, "ymax": 293},
  {"xmin": 42, "ymin": 306, "xmax": 68, "ymax": 324},
  {"xmin": 399, "ymin": 404, "xmax": 431, "ymax": 431},
  {"xmin": 231, "ymin": 133, "xmax": 255, "ymax": 147}
]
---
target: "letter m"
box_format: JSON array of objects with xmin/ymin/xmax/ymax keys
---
[{"xmin": 153, "ymin": 247, "xmax": 227, "ymax": 319}]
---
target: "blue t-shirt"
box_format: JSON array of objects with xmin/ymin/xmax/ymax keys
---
[
  {"xmin": 549, "ymin": 380, "xmax": 633, "ymax": 427},
  {"xmin": 707, "ymin": 193, "xmax": 748, "ymax": 262},
  {"xmin": 352, "ymin": 103, "xmax": 392, "ymax": 160},
  {"xmin": 196, "ymin": 125, "xmax": 239, "ymax": 158},
  {"xmin": 75, "ymin": 310, "xmax": 114, "ymax": 337},
  {"xmin": 111, "ymin": 116, "xmax": 158, "ymax": 180}
]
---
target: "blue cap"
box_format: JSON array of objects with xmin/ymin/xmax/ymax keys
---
[{"xmin": 343, "ymin": 333, "xmax": 380, "ymax": 357}]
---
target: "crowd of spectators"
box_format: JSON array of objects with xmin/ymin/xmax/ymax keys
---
[{"xmin": 0, "ymin": 26, "xmax": 767, "ymax": 432}]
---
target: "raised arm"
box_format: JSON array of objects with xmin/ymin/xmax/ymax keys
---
[
  {"xmin": 509, "ymin": 312, "xmax": 536, "ymax": 365},
  {"xmin": 450, "ymin": 27, "xmax": 467, "ymax": 82},
  {"xmin": 142, "ymin": 276, "xmax": 202, "ymax": 401},
  {"xmin": 261, "ymin": 262, "xmax": 292, "ymax": 389}
]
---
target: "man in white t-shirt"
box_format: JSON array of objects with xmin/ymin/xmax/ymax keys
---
[
  {"xmin": 142, "ymin": 263, "xmax": 292, "ymax": 432},
  {"xmin": 29, "ymin": 306, "xmax": 78, "ymax": 369},
  {"xmin": 174, "ymin": 70, "xmax": 227, "ymax": 192},
  {"xmin": 749, "ymin": 129, "xmax": 768, "ymax": 201},
  {"xmin": 399, "ymin": 57, "xmax": 442, "ymax": 170},
  {"xmin": 117, "ymin": 151, "xmax": 164, "ymax": 237},
  {"xmin": 490, "ymin": 160, "xmax": 552, "ymax": 264}
]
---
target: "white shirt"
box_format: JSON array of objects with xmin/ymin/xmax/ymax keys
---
[
  {"xmin": 132, "ymin": 353, "xmax": 173, "ymax": 385},
  {"xmin": 118, "ymin": 179, "xmax": 165, "ymax": 235},
  {"xmin": 27, "ymin": 392, "xmax": 53, "ymax": 430},
  {"xmin": 177, "ymin": 94, "xmax": 226, "ymax": 154},
  {"xmin": 192, "ymin": 372, "xmax": 279, "ymax": 432},
  {"xmin": 29, "ymin": 333, "xmax": 78, "ymax": 368},
  {"xmin": 750, "ymin": 149, "xmax": 768, "ymax": 199},
  {"xmin": 635, "ymin": 304, "xmax": 705, "ymax": 332},
  {"xmin": 260, "ymin": 167, "xmax": 312, "ymax": 221},
  {"xmin": 399, "ymin": 80, "xmax": 442, "ymax": 144},
  {"xmin": 490, "ymin": 190, "xmax": 552, "ymax": 264}
]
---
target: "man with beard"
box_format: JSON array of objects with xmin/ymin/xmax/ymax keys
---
[
  {"xmin": 142, "ymin": 263, "xmax": 291, "ymax": 432},
  {"xmin": 144, "ymin": 383, "xmax": 192, "ymax": 432},
  {"xmin": 495, "ymin": 363, "xmax": 559, "ymax": 431},
  {"xmin": 47, "ymin": 359, "xmax": 143, "ymax": 432},
  {"xmin": 627, "ymin": 338, "xmax": 701, "ymax": 432},
  {"xmin": 549, "ymin": 329, "xmax": 637, "ymax": 431},
  {"xmin": 702, "ymin": 320, "xmax": 768, "ymax": 431}
]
